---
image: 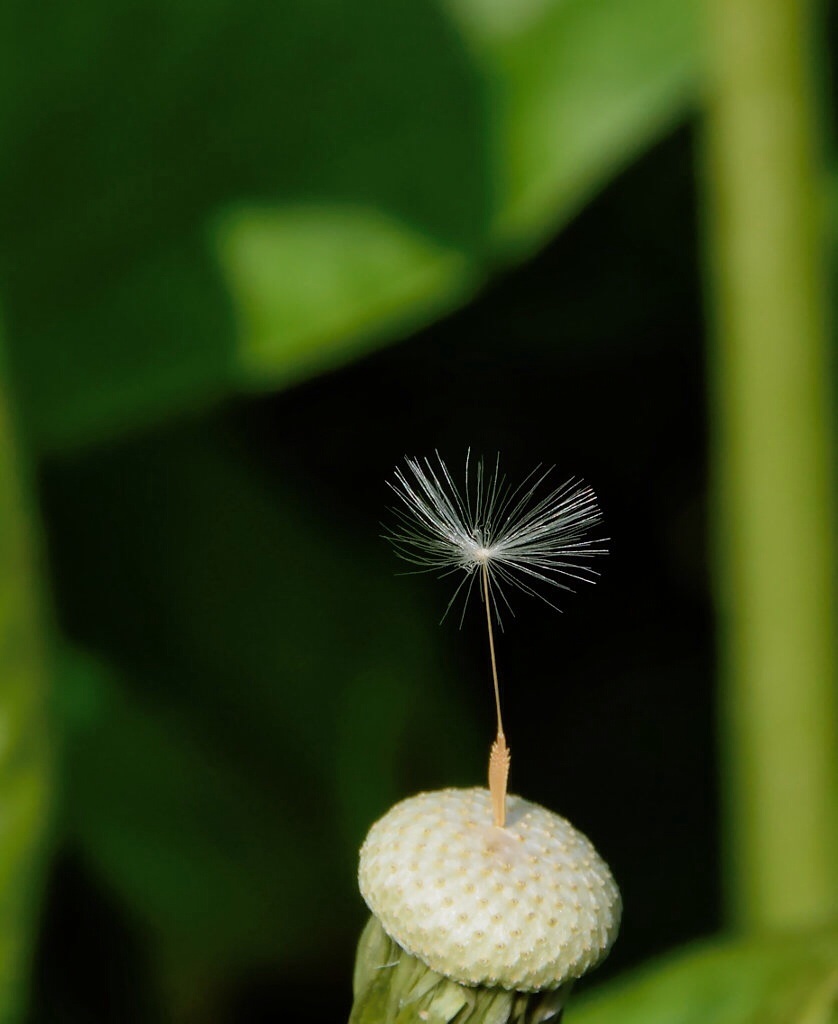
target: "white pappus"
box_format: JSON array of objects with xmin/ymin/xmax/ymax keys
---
[{"xmin": 385, "ymin": 450, "xmax": 607, "ymax": 626}]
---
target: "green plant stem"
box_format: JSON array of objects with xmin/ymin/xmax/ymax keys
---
[
  {"xmin": 349, "ymin": 917, "xmax": 572, "ymax": 1024},
  {"xmin": 704, "ymin": 0, "xmax": 837, "ymax": 930},
  {"xmin": 0, "ymin": 335, "xmax": 51, "ymax": 1021}
]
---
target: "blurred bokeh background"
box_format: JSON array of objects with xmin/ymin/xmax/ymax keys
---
[{"xmin": 1, "ymin": 1, "xmax": 835, "ymax": 1022}]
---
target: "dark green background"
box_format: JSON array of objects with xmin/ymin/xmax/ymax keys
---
[{"xmin": 1, "ymin": 1, "xmax": 834, "ymax": 1022}]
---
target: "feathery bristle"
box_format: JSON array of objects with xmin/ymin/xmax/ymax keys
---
[{"xmin": 385, "ymin": 451, "xmax": 607, "ymax": 625}]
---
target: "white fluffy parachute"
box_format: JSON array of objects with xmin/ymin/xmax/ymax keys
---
[{"xmin": 385, "ymin": 451, "xmax": 607, "ymax": 626}]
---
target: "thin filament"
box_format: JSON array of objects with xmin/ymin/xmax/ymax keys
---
[
  {"xmin": 483, "ymin": 563, "xmax": 510, "ymax": 828},
  {"xmin": 483, "ymin": 563, "xmax": 503, "ymax": 739}
]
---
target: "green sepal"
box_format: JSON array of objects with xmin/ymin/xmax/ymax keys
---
[{"xmin": 349, "ymin": 917, "xmax": 573, "ymax": 1024}]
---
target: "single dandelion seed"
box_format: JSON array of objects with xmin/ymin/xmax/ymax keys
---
[{"xmin": 385, "ymin": 451, "xmax": 607, "ymax": 829}]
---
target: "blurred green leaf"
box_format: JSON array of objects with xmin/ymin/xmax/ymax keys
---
[
  {"xmin": 571, "ymin": 932, "xmax": 838, "ymax": 1024},
  {"xmin": 0, "ymin": 340, "xmax": 50, "ymax": 1022},
  {"xmin": 216, "ymin": 204, "xmax": 475, "ymax": 389},
  {"xmin": 52, "ymin": 423, "xmax": 479, "ymax": 977},
  {"xmin": 60, "ymin": 651, "xmax": 336, "ymax": 969},
  {"xmin": 446, "ymin": 0, "xmax": 700, "ymax": 253},
  {"xmin": 2, "ymin": 0, "xmax": 698, "ymax": 453}
]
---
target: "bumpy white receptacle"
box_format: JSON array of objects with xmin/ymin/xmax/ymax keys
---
[{"xmin": 358, "ymin": 788, "xmax": 620, "ymax": 991}]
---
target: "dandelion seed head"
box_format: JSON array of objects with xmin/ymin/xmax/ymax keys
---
[
  {"xmin": 359, "ymin": 788, "xmax": 621, "ymax": 989},
  {"xmin": 384, "ymin": 450, "xmax": 607, "ymax": 625}
]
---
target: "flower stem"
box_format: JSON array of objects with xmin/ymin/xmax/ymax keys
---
[
  {"xmin": 349, "ymin": 917, "xmax": 571, "ymax": 1024},
  {"xmin": 0, "ymin": 333, "xmax": 51, "ymax": 1018},
  {"xmin": 704, "ymin": 0, "xmax": 837, "ymax": 929}
]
